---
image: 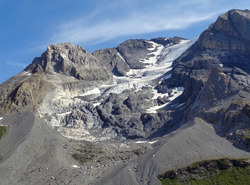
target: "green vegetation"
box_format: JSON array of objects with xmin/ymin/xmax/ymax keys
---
[
  {"xmin": 159, "ymin": 158, "xmax": 250, "ymax": 185},
  {"xmin": 72, "ymin": 153, "xmax": 88, "ymax": 164},
  {"xmin": 72, "ymin": 144, "xmax": 145, "ymax": 165},
  {"xmin": 243, "ymin": 130, "xmax": 250, "ymax": 140},
  {"xmin": 231, "ymin": 100, "xmax": 244, "ymax": 106},
  {"xmin": 72, "ymin": 144, "xmax": 106, "ymax": 164},
  {"xmin": 0, "ymin": 126, "xmax": 7, "ymax": 140}
]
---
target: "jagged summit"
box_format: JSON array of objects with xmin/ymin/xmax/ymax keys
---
[
  {"xmin": 25, "ymin": 42, "xmax": 113, "ymax": 82},
  {"xmin": 196, "ymin": 9, "xmax": 250, "ymax": 55},
  {"xmin": 166, "ymin": 9, "xmax": 250, "ymax": 88}
]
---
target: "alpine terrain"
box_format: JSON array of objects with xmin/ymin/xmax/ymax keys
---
[{"xmin": 0, "ymin": 9, "xmax": 250, "ymax": 185}]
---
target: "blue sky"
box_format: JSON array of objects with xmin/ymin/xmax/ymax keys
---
[{"xmin": 0, "ymin": 0, "xmax": 249, "ymax": 84}]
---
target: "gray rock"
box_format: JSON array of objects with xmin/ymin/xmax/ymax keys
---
[
  {"xmin": 0, "ymin": 73, "xmax": 50, "ymax": 114},
  {"xmin": 151, "ymin": 36, "xmax": 187, "ymax": 46},
  {"xmin": 196, "ymin": 9, "xmax": 250, "ymax": 55},
  {"xmin": 26, "ymin": 43, "xmax": 113, "ymax": 82},
  {"xmin": 156, "ymin": 9, "xmax": 250, "ymax": 151},
  {"xmin": 95, "ymin": 89, "xmax": 162, "ymax": 139},
  {"xmin": 62, "ymin": 104, "xmax": 102, "ymax": 129},
  {"xmin": 117, "ymin": 39, "xmax": 154, "ymax": 69},
  {"xmin": 93, "ymin": 48, "xmax": 130, "ymax": 76}
]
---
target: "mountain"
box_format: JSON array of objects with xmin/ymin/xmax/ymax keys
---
[
  {"xmin": 0, "ymin": 9, "xmax": 249, "ymax": 185},
  {"xmin": 162, "ymin": 9, "xmax": 250, "ymax": 151}
]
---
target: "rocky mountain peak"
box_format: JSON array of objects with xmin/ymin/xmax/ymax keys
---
[
  {"xmin": 168, "ymin": 9, "xmax": 250, "ymax": 88},
  {"xmin": 214, "ymin": 9, "xmax": 250, "ymax": 40},
  {"xmin": 47, "ymin": 42, "xmax": 75, "ymax": 50},
  {"xmin": 196, "ymin": 9, "xmax": 250, "ymax": 55},
  {"xmin": 46, "ymin": 43, "xmax": 89, "ymax": 60},
  {"xmin": 25, "ymin": 42, "xmax": 113, "ymax": 82}
]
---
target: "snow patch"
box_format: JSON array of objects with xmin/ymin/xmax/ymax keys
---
[
  {"xmin": 58, "ymin": 126, "xmax": 96, "ymax": 141},
  {"xmin": 160, "ymin": 38, "xmax": 197, "ymax": 64},
  {"xmin": 60, "ymin": 53, "xmax": 67, "ymax": 59},
  {"xmin": 56, "ymin": 111, "xmax": 72, "ymax": 117},
  {"xmin": 117, "ymin": 52, "xmax": 126, "ymax": 63},
  {"xmin": 124, "ymin": 38, "xmax": 196, "ymax": 87},
  {"xmin": 80, "ymin": 88, "xmax": 101, "ymax": 96},
  {"xmin": 148, "ymin": 140, "xmax": 158, "ymax": 144},
  {"xmin": 135, "ymin": 141, "xmax": 147, "ymax": 144},
  {"xmin": 145, "ymin": 103, "xmax": 168, "ymax": 114},
  {"xmin": 103, "ymin": 76, "xmax": 151, "ymax": 95},
  {"xmin": 22, "ymin": 71, "xmax": 32, "ymax": 76},
  {"xmin": 92, "ymin": 102, "xmax": 101, "ymax": 107},
  {"xmin": 169, "ymin": 87, "xmax": 184, "ymax": 101},
  {"xmin": 146, "ymin": 87, "xmax": 184, "ymax": 113},
  {"xmin": 135, "ymin": 140, "xmax": 158, "ymax": 144},
  {"xmin": 0, "ymin": 117, "xmax": 3, "ymax": 120},
  {"xmin": 151, "ymin": 88, "xmax": 168, "ymax": 100}
]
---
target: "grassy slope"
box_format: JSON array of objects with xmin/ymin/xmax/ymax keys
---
[
  {"xmin": 0, "ymin": 126, "xmax": 7, "ymax": 140},
  {"xmin": 159, "ymin": 158, "xmax": 250, "ymax": 185}
]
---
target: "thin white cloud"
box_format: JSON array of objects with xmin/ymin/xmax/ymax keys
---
[
  {"xmin": 44, "ymin": 0, "xmax": 250, "ymax": 47},
  {"xmin": 50, "ymin": 11, "xmax": 217, "ymax": 45},
  {"xmin": 7, "ymin": 61, "xmax": 28, "ymax": 68}
]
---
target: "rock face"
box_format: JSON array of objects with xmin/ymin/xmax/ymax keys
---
[
  {"xmin": 96, "ymin": 88, "xmax": 160, "ymax": 139},
  {"xmin": 0, "ymin": 43, "xmax": 114, "ymax": 115},
  {"xmin": 93, "ymin": 39, "xmax": 158, "ymax": 76},
  {"xmin": 151, "ymin": 36, "xmax": 187, "ymax": 46},
  {"xmin": 158, "ymin": 9, "xmax": 250, "ymax": 151},
  {"xmin": 93, "ymin": 37, "xmax": 188, "ymax": 77},
  {"xmin": 164, "ymin": 9, "xmax": 250, "ymax": 89},
  {"xmin": 0, "ymin": 73, "xmax": 50, "ymax": 114},
  {"xmin": 116, "ymin": 39, "xmax": 154, "ymax": 69},
  {"xmin": 26, "ymin": 43, "xmax": 113, "ymax": 82},
  {"xmin": 196, "ymin": 9, "xmax": 250, "ymax": 55},
  {"xmin": 93, "ymin": 48, "xmax": 130, "ymax": 76}
]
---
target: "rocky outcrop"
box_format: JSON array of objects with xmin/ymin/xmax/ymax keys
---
[
  {"xmin": 94, "ymin": 39, "xmax": 158, "ymax": 76},
  {"xmin": 26, "ymin": 43, "xmax": 113, "ymax": 82},
  {"xmin": 116, "ymin": 39, "xmax": 154, "ymax": 69},
  {"xmin": 190, "ymin": 68, "xmax": 241, "ymax": 112},
  {"xmin": 0, "ymin": 43, "xmax": 115, "ymax": 115},
  {"xmin": 96, "ymin": 89, "xmax": 161, "ymax": 139},
  {"xmin": 62, "ymin": 103, "xmax": 102, "ymax": 129},
  {"xmin": 151, "ymin": 36, "xmax": 187, "ymax": 46},
  {"xmin": 196, "ymin": 9, "xmax": 250, "ymax": 55},
  {"xmin": 93, "ymin": 48, "xmax": 130, "ymax": 76},
  {"xmin": 0, "ymin": 73, "xmax": 50, "ymax": 114}
]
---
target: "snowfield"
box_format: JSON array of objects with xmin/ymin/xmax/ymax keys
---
[{"xmin": 105, "ymin": 38, "xmax": 196, "ymax": 96}]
